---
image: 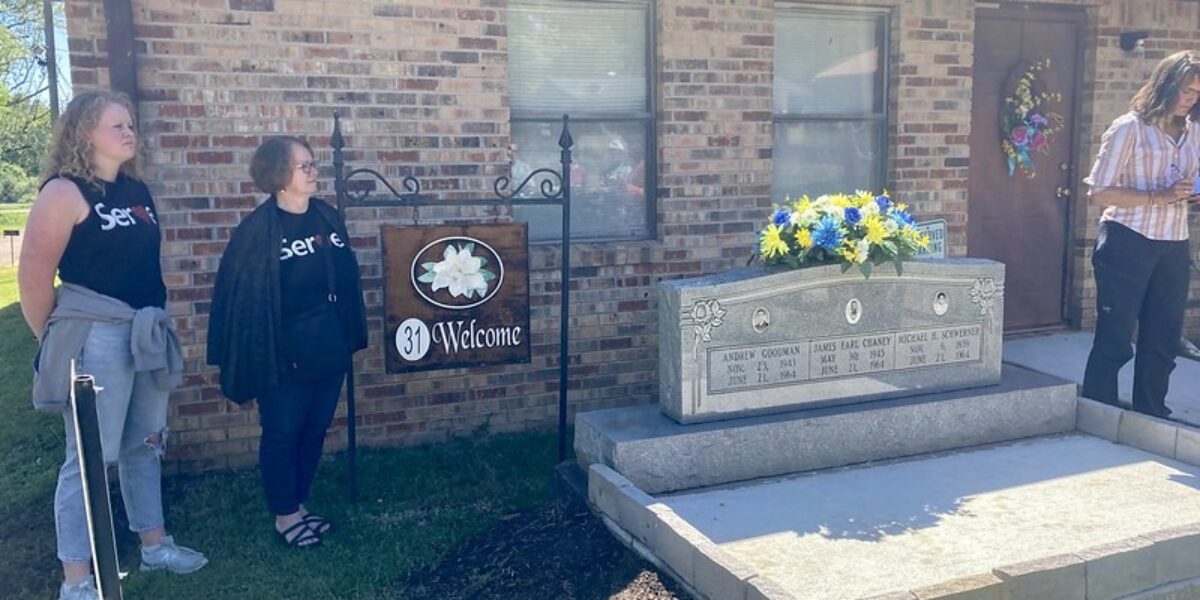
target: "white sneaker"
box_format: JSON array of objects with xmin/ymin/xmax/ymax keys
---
[
  {"xmin": 59, "ymin": 579, "xmax": 98, "ymax": 600},
  {"xmin": 139, "ymin": 535, "xmax": 208, "ymax": 574}
]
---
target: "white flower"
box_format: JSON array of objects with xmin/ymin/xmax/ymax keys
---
[
  {"xmin": 855, "ymin": 239, "xmax": 870, "ymax": 263},
  {"xmin": 861, "ymin": 201, "xmax": 880, "ymax": 218},
  {"xmin": 424, "ymin": 244, "xmax": 490, "ymax": 299}
]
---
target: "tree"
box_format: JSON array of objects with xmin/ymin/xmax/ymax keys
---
[
  {"xmin": 0, "ymin": 161, "xmax": 36, "ymax": 203},
  {"xmin": 0, "ymin": 0, "xmax": 65, "ymax": 195}
]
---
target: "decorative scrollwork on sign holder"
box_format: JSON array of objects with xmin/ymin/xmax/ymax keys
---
[
  {"xmin": 343, "ymin": 168, "xmax": 422, "ymax": 205},
  {"xmin": 493, "ymin": 168, "xmax": 565, "ymax": 202}
]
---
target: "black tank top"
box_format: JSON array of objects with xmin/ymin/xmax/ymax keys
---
[{"xmin": 55, "ymin": 174, "xmax": 167, "ymax": 309}]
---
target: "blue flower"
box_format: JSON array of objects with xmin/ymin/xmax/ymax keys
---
[
  {"xmin": 812, "ymin": 216, "xmax": 844, "ymax": 250},
  {"xmin": 772, "ymin": 209, "xmax": 791, "ymax": 227},
  {"xmin": 844, "ymin": 207, "xmax": 862, "ymax": 226},
  {"xmin": 875, "ymin": 195, "xmax": 891, "ymax": 211},
  {"xmin": 891, "ymin": 209, "xmax": 916, "ymax": 227}
]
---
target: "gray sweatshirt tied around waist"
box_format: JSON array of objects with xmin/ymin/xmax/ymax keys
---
[{"xmin": 32, "ymin": 283, "xmax": 182, "ymax": 412}]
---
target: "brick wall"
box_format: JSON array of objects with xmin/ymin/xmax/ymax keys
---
[
  {"xmin": 61, "ymin": 0, "xmax": 1200, "ymax": 470},
  {"xmin": 657, "ymin": 0, "xmax": 774, "ymax": 274}
]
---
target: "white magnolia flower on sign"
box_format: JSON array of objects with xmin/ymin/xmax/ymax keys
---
[{"xmin": 417, "ymin": 243, "xmax": 495, "ymax": 299}]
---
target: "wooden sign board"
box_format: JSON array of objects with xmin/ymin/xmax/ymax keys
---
[{"xmin": 381, "ymin": 223, "xmax": 531, "ymax": 373}]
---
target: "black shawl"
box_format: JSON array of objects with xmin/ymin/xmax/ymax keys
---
[{"xmin": 206, "ymin": 196, "xmax": 368, "ymax": 403}]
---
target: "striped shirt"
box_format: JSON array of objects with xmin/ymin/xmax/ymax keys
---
[{"xmin": 1084, "ymin": 111, "xmax": 1200, "ymax": 241}]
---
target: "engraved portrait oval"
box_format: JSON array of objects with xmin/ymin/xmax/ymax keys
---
[
  {"xmin": 933, "ymin": 290, "xmax": 950, "ymax": 316},
  {"xmin": 845, "ymin": 298, "xmax": 863, "ymax": 325},
  {"xmin": 752, "ymin": 307, "xmax": 770, "ymax": 333}
]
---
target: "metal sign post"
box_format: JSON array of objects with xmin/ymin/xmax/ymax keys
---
[{"xmin": 70, "ymin": 372, "xmax": 122, "ymax": 600}]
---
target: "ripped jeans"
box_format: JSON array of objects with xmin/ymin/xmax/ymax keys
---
[{"xmin": 54, "ymin": 321, "xmax": 169, "ymax": 563}]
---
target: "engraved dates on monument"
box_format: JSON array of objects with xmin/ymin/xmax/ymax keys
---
[{"xmin": 707, "ymin": 325, "xmax": 983, "ymax": 394}]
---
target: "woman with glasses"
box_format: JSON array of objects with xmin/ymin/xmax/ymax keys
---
[
  {"xmin": 207, "ymin": 136, "xmax": 367, "ymax": 548},
  {"xmin": 1083, "ymin": 51, "xmax": 1200, "ymax": 418}
]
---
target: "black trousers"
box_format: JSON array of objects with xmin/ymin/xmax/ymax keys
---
[
  {"xmin": 257, "ymin": 371, "xmax": 345, "ymax": 515},
  {"xmin": 1082, "ymin": 221, "xmax": 1190, "ymax": 415}
]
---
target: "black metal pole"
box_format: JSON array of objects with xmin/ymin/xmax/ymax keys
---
[
  {"xmin": 331, "ymin": 112, "xmax": 358, "ymax": 503},
  {"xmin": 43, "ymin": 0, "xmax": 59, "ymax": 123},
  {"xmin": 101, "ymin": 0, "xmax": 139, "ymax": 106},
  {"xmin": 557, "ymin": 115, "xmax": 573, "ymax": 462},
  {"xmin": 71, "ymin": 373, "xmax": 122, "ymax": 600}
]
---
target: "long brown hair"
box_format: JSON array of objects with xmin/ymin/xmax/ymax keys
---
[
  {"xmin": 41, "ymin": 90, "xmax": 139, "ymax": 188},
  {"xmin": 1130, "ymin": 50, "xmax": 1200, "ymax": 127}
]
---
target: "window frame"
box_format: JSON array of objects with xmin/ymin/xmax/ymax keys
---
[
  {"xmin": 772, "ymin": 4, "xmax": 892, "ymax": 199},
  {"xmin": 508, "ymin": 0, "xmax": 657, "ymax": 244}
]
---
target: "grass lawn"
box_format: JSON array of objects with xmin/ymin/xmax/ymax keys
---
[
  {"xmin": 0, "ymin": 203, "xmax": 31, "ymax": 230},
  {"xmin": 0, "ymin": 267, "xmax": 679, "ymax": 599}
]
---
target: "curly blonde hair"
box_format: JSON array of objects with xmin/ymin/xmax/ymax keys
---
[{"xmin": 41, "ymin": 90, "xmax": 139, "ymax": 188}]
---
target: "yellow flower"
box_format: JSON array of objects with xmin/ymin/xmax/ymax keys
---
[
  {"xmin": 840, "ymin": 246, "xmax": 860, "ymax": 264},
  {"xmin": 760, "ymin": 224, "xmax": 790, "ymax": 259},
  {"xmin": 794, "ymin": 227, "xmax": 813, "ymax": 249},
  {"xmin": 840, "ymin": 238, "xmax": 870, "ymax": 264},
  {"xmin": 830, "ymin": 193, "xmax": 854, "ymax": 208},
  {"xmin": 901, "ymin": 227, "xmax": 930, "ymax": 249},
  {"xmin": 864, "ymin": 215, "xmax": 888, "ymax": 245},
  {"xmin": 791, "ymin": 196, "xmax": 812, "ymax": 214}
]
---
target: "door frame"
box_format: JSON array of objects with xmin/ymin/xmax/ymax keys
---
[{"xmin": 973, "ymin": 2, "xmax": 1088, "ymax": 332}]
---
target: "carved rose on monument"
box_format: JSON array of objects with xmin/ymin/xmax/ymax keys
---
[
  {"xmin": 691, "ymin": 299, "xmax": 726, "ymax": 343},
  {"xmin": 969, "ymin": 277, "xmax": 1000, "ymax": 316}
]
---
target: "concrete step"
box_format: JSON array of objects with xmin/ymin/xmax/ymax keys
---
[{"xmin": 590, "ymin": 432, "xmax": 1200, "ymax": 600}]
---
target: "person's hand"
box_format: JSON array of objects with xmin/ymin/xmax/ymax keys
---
[{"xmin": 1166, "ymin": 178, "xmax": 1197, "ymax": 203}]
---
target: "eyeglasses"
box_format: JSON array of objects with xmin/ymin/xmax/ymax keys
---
[{"xmin": 293, "ymin": 161, "xmax": 319, "ymax": 175}]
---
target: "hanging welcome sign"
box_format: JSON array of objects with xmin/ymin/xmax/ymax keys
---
[{"xmin": 382, "ymin": 224, "xmax": 531, "ymax": 373}]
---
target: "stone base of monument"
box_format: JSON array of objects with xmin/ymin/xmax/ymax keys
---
[
  {"xmin": 580, "ymin": 396, "xmax": 1200, "ymax": 600},
  {"xmin": 577, "ymin": 364, "xmax": 1074, "ymax": 494}
]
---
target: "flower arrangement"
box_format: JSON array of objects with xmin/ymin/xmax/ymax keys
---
[
  {"xmin": 754, "ymin": 191, "xmax": 930, "ymax": 278},
  {"xmin": 1001, "ymin": 59, "xmax": 1064, "ymax": 178}
]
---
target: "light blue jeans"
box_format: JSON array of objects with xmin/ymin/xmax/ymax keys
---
[{"xmin": 54, "ymin": 321, "xmax": 169, "ymax": 563}]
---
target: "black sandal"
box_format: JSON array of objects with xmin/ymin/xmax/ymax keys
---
[
  {"xmin": 302, "ymin": 514, "xmax": 333, "ymax": 536},
  {"xmin": 276, "ymin": 521, "xmax": 321, "ymax": 549}
]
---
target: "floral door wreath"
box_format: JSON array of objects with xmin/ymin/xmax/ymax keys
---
[{"xmin": 1001, "ymin": 59, "xmax": 1064, "ymax": 178}]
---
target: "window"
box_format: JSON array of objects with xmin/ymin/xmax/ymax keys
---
[
  {"xmin": 773, "ymin": 7, "xmax": 889, "ymax": 201},
  {"xmin": 508, "ymin": 0, "xmax": 654, "ymax": 243}
]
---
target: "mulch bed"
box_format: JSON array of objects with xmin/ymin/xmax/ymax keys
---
[{"xmin": 402, "ymin": 496, "xmax": 687, "ymax": 600}]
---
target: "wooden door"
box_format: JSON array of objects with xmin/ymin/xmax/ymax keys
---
[{"xmin": 968, "ymin": 5, "xmax": 1082, "ymax": 331}]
